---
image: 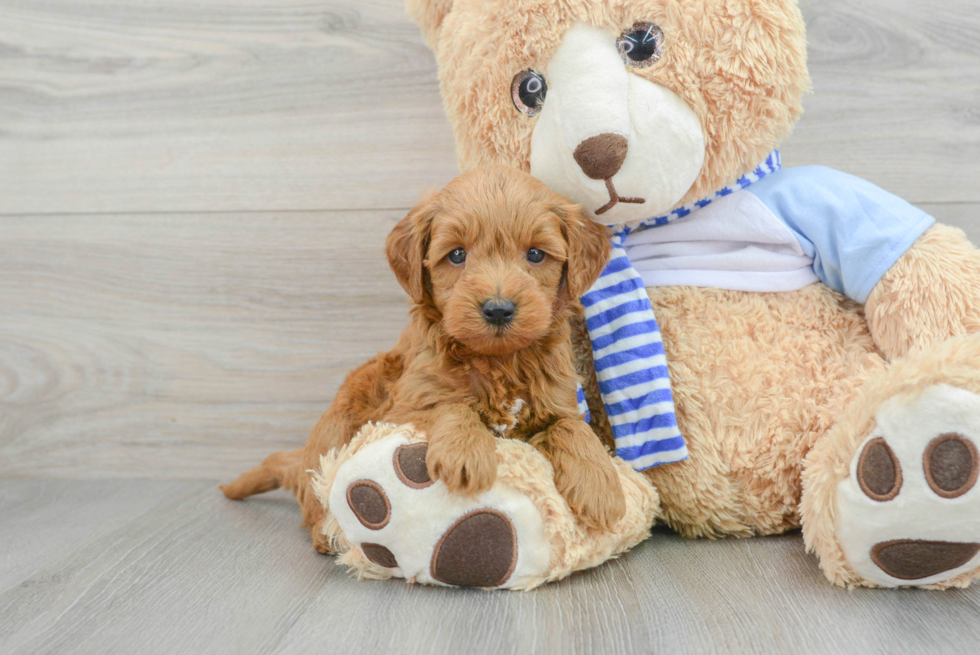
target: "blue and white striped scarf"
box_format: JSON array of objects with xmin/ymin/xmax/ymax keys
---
[{"xmin": 576, "ymin": 151, "xmax": 782, "ymax": 471}]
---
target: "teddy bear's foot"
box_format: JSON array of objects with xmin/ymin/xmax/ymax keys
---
[
  {"xmin": 325, "ymin": 431, "xmax": 551, "ymax": 588},
  {"xmin": 810, "ymin": 380, "xmax": 980, "ymax": 590},
  {"xmin": 801, "ymin": 335, "xmax": 980, "ymax": 589},
  {"xmin": 836, "ymin": 383, "xmax": 980, "ymax": 587},
  {"xmin": 310, "ymin": 422, "xmax": 659, "ymax": 589}
]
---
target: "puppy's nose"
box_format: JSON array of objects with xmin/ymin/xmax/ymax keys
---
[
  {"xmin": 573, "ymin": 133, "xmax": 629, "ymax": 180},
  {"xmin": 481, "ymin": 298, "xmax": 516, "ymax": 326}
]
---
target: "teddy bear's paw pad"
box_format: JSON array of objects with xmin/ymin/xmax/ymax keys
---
[
  {"xmin": 837, "ymin": 384, "xmax": 980, "ymax": 586},
  {"xmin": 924, "ymin": 433, "xmax": 979, "ymax": 498},
  {"xmin": 430, "ymin": 509, "xmax": 517, "ymax": 586},
  {"xmin": 855, "ymin": 438, "xmax": 902, "ymax": 501},
  {"xmin": 393, "ymin": 443, "xmax": 434, "ymax": 489},
  {"xmin": 346, "ymin": 481, "xmax": 391, "ymax": 529},
  {"xmin": 869, "ymin": 540, "xmax": 980, "ymax": 581},
  {"xmin": 328, "ymin": 430, "xmax": 551, "ymax": 588},
  {"xmin": 361, "ymin": 543, "xmax": 399, "ymax": 568}
]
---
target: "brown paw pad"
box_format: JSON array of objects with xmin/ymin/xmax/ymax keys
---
[
  {"xmin": 924, "ymin": 433, "xmax": 979, "ymax": 499},
  {"xmin": 361, "ymin": 543, "xmax": 399, "ymax": 569},
  {"xmin": 430, "ymin": 509, "xmax": 517, "ymax": 587},
  {"xmin": 394, "ymin": 443, "xmax": 433, "ymax": 489},
  {"xmin": 870, "ymin": 539, "xmax": 980, "ymax": 580},
  {"xmin": 346, "ymin": 480, "xmax": 391, "ymax": 530},
  {"xmin": 857, "ymin": 437, "xmax": 902, "ymax": 502}
]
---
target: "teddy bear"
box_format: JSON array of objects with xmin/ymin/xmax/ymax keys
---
[{"xmin": 400, "ymin": 0, "xmax": 980, "ymax": 589}]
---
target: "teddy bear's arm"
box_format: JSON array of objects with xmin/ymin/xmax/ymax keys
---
[
  {"xmin": 748, "ymin": 166, "xmax": 937, "ymax": 304},
  {"xmin": 865, "ymin": 223, "xmax": 980, "ymax": 360}
]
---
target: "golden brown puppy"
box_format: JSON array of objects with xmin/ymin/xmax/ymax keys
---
[{"xmin": 221, "ymin": 166, "xmax": 626, "ymax": 551}]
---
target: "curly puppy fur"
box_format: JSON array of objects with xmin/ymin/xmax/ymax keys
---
[{"xmin": 221, "ymin": 166, "xmax": 626, "ymax": 550}]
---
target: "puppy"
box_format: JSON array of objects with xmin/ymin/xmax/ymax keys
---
[{"xmin": 221, "ymin": 166, "xmax": 626, "ymax": 551}]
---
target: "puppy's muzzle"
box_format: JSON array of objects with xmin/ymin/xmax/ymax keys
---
[{"xmin": 481, "ymin": 298, "xmax": 516, "ymax": 327}]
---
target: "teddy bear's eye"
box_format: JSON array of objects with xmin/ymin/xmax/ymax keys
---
[
  {"xmin": 617, "ymin": 22, "xmax": 664, "ymax": 68},
  {"xmin": 511, "ymin": 70, "xmax": 547, "ymax": 117}
]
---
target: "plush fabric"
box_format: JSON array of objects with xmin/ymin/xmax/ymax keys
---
[
  {"xmin": 311, "ymin": 422, "xmax": 660, "ymax": 590},
  {"xmin": 412, "ymin": 0, "xmax": 809, "ymax": 215},
  {"xmin": 408, "ymin": 0, "xmax": 980, "ymax": 589},
  {"xmin": 802, "ymin": 338, "xmax": 980, "ymax": 589},
  {"xmin": 528, "ymin": 22, "xmax": 706, "ymax": 224}
]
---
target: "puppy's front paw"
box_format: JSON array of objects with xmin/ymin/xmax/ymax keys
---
[
  {"xmin": 426, "ymin": 434, "xmax": 497, "ymax": 497},
  {"xmin": 555, "ymin": 459, "xmax": 627, "ymax": 531}
]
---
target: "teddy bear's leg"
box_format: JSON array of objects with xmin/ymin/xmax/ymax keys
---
[
  {"xmin": 312, "ymin": 423, "xmax": 659, "ymax": 589},
  {"xmin": 801, "ymin": 334, "xmax": 980, "ymax": 588},
  {"xmin": 320, "ymin": 428, "xmax": 552, "ymax": 587}
]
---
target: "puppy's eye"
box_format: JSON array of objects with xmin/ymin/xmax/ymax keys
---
[
  {"xmin": 447, "ymin": 248, "xmax": 466, "ymax": 265},
  {"xmin": 511, "ymin": 70, "xmax": 547, "ymax": 117},
  {"xmin": 617, "ymin": 22, "xmax": 664, "ymax": 68},
  {"xmin": 526, "ymin": 248, "xmax": 546, "ymax": 264}
]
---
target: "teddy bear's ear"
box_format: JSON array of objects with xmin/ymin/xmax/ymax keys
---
[
  {"xmin": 386, "ymin": 193, "xmax": 438, "ymax": 305},
  {"xmin": 406, "ymin": 0, "xmax": 455, "ymax": 49},
  {"xmin": 554, "ymin": 202, "xmax": 612, "ymax": 301}
]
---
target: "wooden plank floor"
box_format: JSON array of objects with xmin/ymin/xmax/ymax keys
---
[
  {"xmin": 3, "ymin": 480, "xmax": 980, "ymax": 655},
  {"xmin": 1, "ymin": 0, "xmax": 979, "ymax": 653}
]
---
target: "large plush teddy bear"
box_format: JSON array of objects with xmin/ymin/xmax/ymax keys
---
[{"xmin": 399, "ymin": 0, "xmax": 980, "ymax": 590}]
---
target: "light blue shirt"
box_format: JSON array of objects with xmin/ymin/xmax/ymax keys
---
[
  {"xmin": 625, "ymin": 165, "xmax": 935, "ymax": 303},
  {"xmin": 747, "ymin": 166, "xmax": 935, "ymax": 303}
]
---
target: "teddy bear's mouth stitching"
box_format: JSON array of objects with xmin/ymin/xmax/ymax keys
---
[{"xmin": 596, "ymin": 178, "xmax": 645, "ymax": 215}]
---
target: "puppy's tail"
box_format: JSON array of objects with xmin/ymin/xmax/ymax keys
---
[{"xmin": 220, "ymin": 447, "xmax": 307, "ymax": 501}]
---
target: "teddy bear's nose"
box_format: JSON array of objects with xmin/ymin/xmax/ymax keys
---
[{"xmin": 573, "ymin": 133, "xmax": 629, "ymax": 180}]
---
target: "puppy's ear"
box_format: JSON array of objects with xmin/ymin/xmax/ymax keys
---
[
  {"xmin": 386, "ymin": 194, "xmax": 437, "ymax": 304},
  {"xmin": 555, "ymin": 203, "xmax": 612, "ymax": 300}
]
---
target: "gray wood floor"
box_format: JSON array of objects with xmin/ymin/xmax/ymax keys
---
[
  {"xmin": 4, "ymin": 480, "xmax": 980, "ymax": 655},
  {"xmin": 1, "ymin": 0, "xmax": 979, "ymax": 653}
]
